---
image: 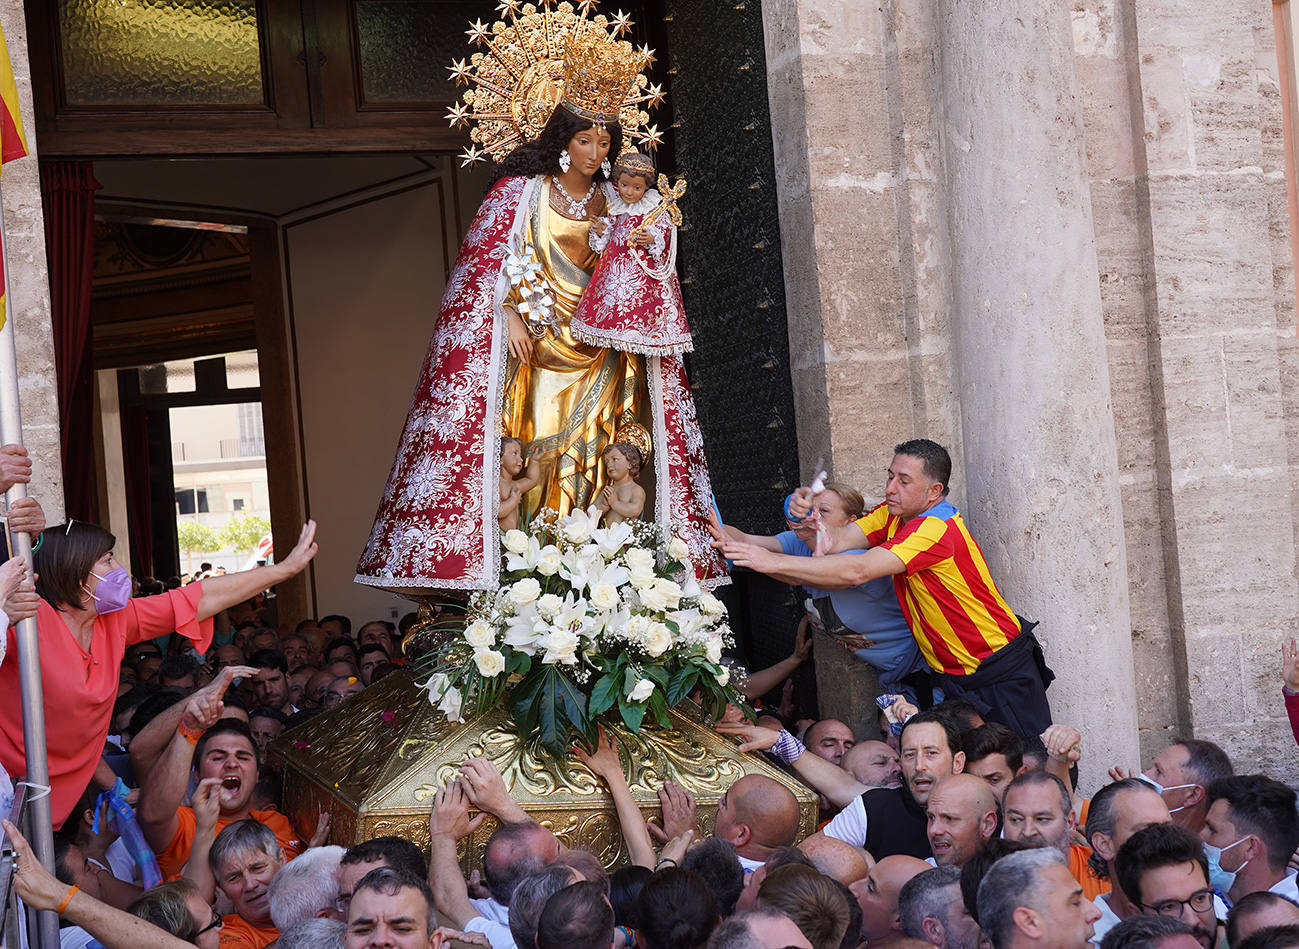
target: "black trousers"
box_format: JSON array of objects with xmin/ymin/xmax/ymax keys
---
[{"xmin": 936, "ymin": 620, "xmax": 1054, "ymax": 738}]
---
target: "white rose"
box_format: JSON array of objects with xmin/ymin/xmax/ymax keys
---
[
  {"xmin": 536, "ymin": 593, "xmax": 563, "ymax": 620},
  {"xmin": 666, "ymin": 537, "xmax": 690, "ymax": 561},
  {"xmin": 542, "ymin": 627, "xmax": 579, "ymax": 665},
  {"xmin": 589, "ymin": 582, "xmax": 619, "ymax": 612},
  {"xmin": 502, "ymin": 529, "xmax": 529, "ymax": 555},
  {"xmin": 705, "ymin": 638, "xmax": 723, "ymax": 664},
  {"xmin": 628, "ymin": 678, "xmax": 655, "ymax": 703},
  {"xmin": 643, "ymin": 622, "xmax": 672, "ymax": 658},
  {"xmin": 561, "ymin": 521, "xmax": 591, "ymax": 545},
  {"xmin": 537, "ymin": 545, "xmax": 563, "ymax": 576},
  {"xmin": 473, "ymin": 647, "xmax": 506, "ymax": 678},
  {"xmin": 699, "ymin": 593, "xmax": 725, "ymax": 617},
  {"xmin": 424, "ymin": 673, "xmax": 464, "ymax": 721},
  {"xmin": 639, "ymin": 584, "xmax": 668, "ymax": 612},
  {"xmin": 510, "ymin": 577, "xmax": 542, "ymax": 606},
  {"xmin": 624, "ymin": 547, "xmax": 654, "ymax": 570},
  {"xmin": 628, "ymin": 564, "xmax": 657, "ymax": 591},
  {"xmin": 715, "ymin": 668, "xmax": 730, "ymax": 688},
  {"xmin": 464, "ymin": 618, "xmax": 496, "ymax": 648},
  {"xmin": 651, "ymin": 578, "xmax": 682, "ymax": 610}
]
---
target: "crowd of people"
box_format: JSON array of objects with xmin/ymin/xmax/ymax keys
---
[{"xmin": 0, "ymin": 437, "xmax": 1296, "ymax": 949}]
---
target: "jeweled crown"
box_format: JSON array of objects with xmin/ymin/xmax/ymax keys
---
[{"xmin": 560, "ymin": 22, "xmax": 645, "ymax": 124}]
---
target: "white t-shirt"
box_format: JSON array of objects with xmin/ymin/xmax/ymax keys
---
[
  {"xmin": 464, "ymin": 916, "xmax": 516, "ymax": 949},
  {"xmin": 822, "ymin": 796, "xmax": 868, "ymax": 848},
  {"xmin": 470, "ymin": 897, "xmax": 509, "ymax": 924}
]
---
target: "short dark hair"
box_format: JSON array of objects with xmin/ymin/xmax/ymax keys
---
[
  {"xmin": 637, "ymin": 867, "xmax": 719, "ymax": 949},
  {"xmin": 961, "ymin": 723, "xmax": 1024, "ymax": 773},
  {"xmin": 1206, "ymin": 775, "xmax": 1298, "ymax": 872},
  {"xmin": 342, "ymin": 836, "xmax": 428, "ymax": 878},
  {"xmin": 358, "ymin": 643, "xmax": 389, "ymax": 661},
  {"xmin": 250, "ymin": 648, "xmax": 288, "ymax": 674},
  {"xmin": 319, "ymin": 614, "xmax": 352, "ymax": 634},
  {"xmin": 609, "ymin": 865, "xmax": 651, "ymax": 929},
  {"xmin": 1240, "ymin": 926, "xmax": 1299, "ymax": 949},
  {"xmin": 682, "ymin": 837, "xmax": 744, "ymax": 917},
  {"xmin": 324, "ymin": 637, "xmax": 358, "ymax": 662},
  {"xmin": 352, "ymin": 867, "xmax": 434, "ymax": 933},
  {"xmin": 536, "ymin": 880, "xmax": 615, "ymax": 949},
  {"xmin": 929, "ymin": 700, "xmax": 984, "ymax": 735},
  {"xmin": 193, "ymin": 718, "xmax": 260, "ymax": 773},
  {"xmin": 1086, "ymin": 778, "xmax": 1160, "ymax": 880},
  {"xmin": 1115, "ymin": 823, "xmax": 1209, "ymax": 909},
  {"xmin": 1173, "ymin": 738, "xmax": 1233, "ymax": 786},
  {"xmin": 893, "ymin": 439, "xmax": 952, "ymax": 496},
  {"xmin": 159, "ymin": 655, "xmax": 197, "ymax": 682},
  {"xmin": 756, "ymin": 864, "xmax": 850, "ymax": 949},
  {"xmin": 900, "ymin": 709, "xmax": 963, "ymax": 755},
  {"xmin": 960, "ymin": 838, "xmax": 1034, "ymax": 921},
  {"xmin": 1228, "ymin": 893, "xmax": 1299, "ymax": 948},
  {"xmin": 1099, "ymin": 913, "xmax": 1195, "ymax": 949},
  {"xmin": 977, "ymin": 849, "xmax": 1067, "ymax": 949},
  {"xmin": 248, "ymin": 706, "xmax": 288, "ymax": 726},
  {"xmin": 34, "ymin": 521, "xmax": 116, "ymax": 610},
  {"xmin": 899, "ymin": 865, "xmax": 963, "ymax": 939}
]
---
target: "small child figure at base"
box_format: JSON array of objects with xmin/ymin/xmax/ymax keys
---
[
  {"xmin": 498, "ymin": 436, "xmax": 540, "ymax": 531},
  {"xmin": 595, "ymin": 442, "xmax": 646, "ymax": 524}
]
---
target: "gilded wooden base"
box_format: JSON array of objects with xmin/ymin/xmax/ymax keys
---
[{"xmin": 271, "ymin": 671, "xmax": 817, "ymax": 870}]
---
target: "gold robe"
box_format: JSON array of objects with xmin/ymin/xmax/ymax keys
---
[{"xmin": 504, "ymin": 179, "xmax": 649, "ymax": 520}]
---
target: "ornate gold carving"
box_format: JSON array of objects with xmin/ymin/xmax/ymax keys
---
[{"xmin": 273, "ymin": 672, "xmax": 817, "ymax": 871}]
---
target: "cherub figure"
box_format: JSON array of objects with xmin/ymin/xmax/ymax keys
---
[
  {"xmin": 594, "ymin": 442, "xmax": 645, "ymax": 524},
  {"xmin": 498, "ymin": 436, "xmax": 540, "ymax": 531},
  {"xmin": 571, "ymin": 151, "xmax": 693, "ymax": 356}
]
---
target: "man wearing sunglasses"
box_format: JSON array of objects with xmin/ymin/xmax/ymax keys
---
[{"xmin": 1116, "ymin": 824, "xmax": 1227, "ymax": 949}]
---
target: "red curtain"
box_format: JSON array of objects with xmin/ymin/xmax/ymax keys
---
[
  {"xmin": 120, "ymin": 402, "xmax": 152, "ymax": 577},
  {"xmin": 39, "ymin": 161, "xmax": 101, "ymax": 521}
]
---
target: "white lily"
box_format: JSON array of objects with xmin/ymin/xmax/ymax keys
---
[
  {"xmin": 591, "ymin": 519, "xmax": 634, "ymax": 559},
  {"xmin": 501, "ymin": 605, "xmax": 546, "ymax": 656},
  {"xmin": 505, "ymin": 534, "xmax": 543, "ymax": 573}
]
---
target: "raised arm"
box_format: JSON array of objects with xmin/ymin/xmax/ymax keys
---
[
  {"xmin": 130, "ymin": 666, "xmax": 255, "ymax": 790},
  {"xmin": 457, "ymin": 756, "xmax": 531, "ymax": 826},
  {"xmin": 710, "ymin": 538, "xmax": 903, "ymax": 590},
  {"xmin": 427, "ymin": 780, "xmax": 486, "ymax": 929},
  {"xmin": 703, "ymin": 509, "xmax": 784, "ymax": 553},
  {"xmin": 181, "ymin": 778, "xmax": 222, "ymax": 903},
  {"xmin": 715, "ymin": 722, "xmax": 869, "ymax": 811},
  {"xmin": 575, "ymin": 729, "xmax": 657, "ymax": 868},
  {"xmin": 6, "ymin": 819, "xmax": 193, "ymax": 949},
  {"xmin": 740, "ymin": 617, "xmax": 812, "ymax": 699},
  {"xmin": 194, "ymin": 520, "xmax": 317, "ymax": 621}
]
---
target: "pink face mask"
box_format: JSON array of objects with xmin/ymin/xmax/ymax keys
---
[{"xmin": 84, "ymin": 567, "xmax": 131, "ymax": 614}]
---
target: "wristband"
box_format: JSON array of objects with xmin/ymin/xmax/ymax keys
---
[
  {"xmin": 655, "ymin": 857, "xmax": 677, "ymax": 869},
  {"xmin": 30, "ymin": 533, "xmax": 42, "ymax": 553},
  {"xmin": 617, "ymin": 925, "xmax": 635, "ymax": 946},
  {"xmin": 783, "ymin": 493, "xmax": 806, "ymax": 523},
  {"xmin": 770, "ymin": 729, "xmax": 805, "ymax": 765},
  {"xmin": 56, "ymin": 884, "xmax": 79, "ymax": 914},
  {"xmin": 178, "ymin": 722, "xmax": 203, "ymax": 745}
]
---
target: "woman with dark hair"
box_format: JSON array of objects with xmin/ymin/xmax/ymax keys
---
[
  {"xmin": 356, "ymin": 20, "xmax": 727, "ymax": 595},
  {"xmin": 0, "ymin": 518, "xmax": 318, "ymax": 828},
  {"xmin": 635, "ymin": 867, "xmax": 719, "ymax": 949}
]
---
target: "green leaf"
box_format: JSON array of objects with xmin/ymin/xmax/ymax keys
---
[
  {"xmin": 507, "ymin": 651, "xmax": 532, "ymax": 676},
  {"xmin": 619, "ymin": 695, "xmax": 648, "ymax": 732},
  {"xmin": 644, "ymin": 665, "xmax": 669, "ymax": 688},
  {"xmin": 649, "ymin": 689, "xmax": 671, "ymax": 730},
  {"xmin": 667, "ymin": 666, "xmax": 699, "ymax": 706},
  {"xmin": 588, "ymin": 673, "xmax": 620, "ymax": 716},
  {"xmin": 521, "ymin": 665, "xmax": 588, "ymax": 756}
]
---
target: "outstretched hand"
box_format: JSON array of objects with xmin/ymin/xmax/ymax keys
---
[
  {"xmin": 429, "ymin": 779, "xmax": 487, "ymax": 843},
  {"xmin": 714, "ymin": 721, "xmax": 782, "ymax": 754},
  {"xmin": 647, "ymin": 781, "xmax": 696, "ymax": 843},
  {"xmin": 3, "ymin": 818, "xmax": 65, "ymax": 912},
  {"xmin": 1284, "ymin": 638, "xmax": 1299, "ymax": 692},
  {"xmin": 279, "ymin": 520, "xmax": 318, "ymax": 577},
  {"xmin": 574, "ymin": 727, "xmax": 624, "ymax": 783}
]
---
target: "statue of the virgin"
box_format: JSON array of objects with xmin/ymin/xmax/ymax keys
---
[{"xmin": 354, "ymin": 7, "xmax": 728, "ymax": 595}]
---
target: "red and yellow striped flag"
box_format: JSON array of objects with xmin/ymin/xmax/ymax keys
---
[{"xmin": 0, "ymin": 24, "xmax": 27, "ymax": 330}]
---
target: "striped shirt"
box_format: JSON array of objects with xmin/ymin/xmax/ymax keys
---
[{"xmin": 856, "ymin": 500, "xmax": 1020, "ymax": 676}]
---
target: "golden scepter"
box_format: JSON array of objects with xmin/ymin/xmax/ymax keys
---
[{"xmin": 629, "ymin": 173, "xmax": 686, "ymax": 244}]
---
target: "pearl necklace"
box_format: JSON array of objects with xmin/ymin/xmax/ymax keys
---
[{"xmin": 552, "ymin": 177, "xmax": 597, "ymax": 218}]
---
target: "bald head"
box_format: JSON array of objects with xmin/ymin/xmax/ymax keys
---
[
  {"xmin": 798, "ymin": 834, "xmax": 870, "ymax": 885},
  {"xmin": 926, "ymin": 774, "xmax": 999, "ymax": 868},
  {"xmin": 852, "ymin": 855, "xmax": 933, "ymax": 945},
  {"xmin": 716, "ymin": 774, "xmax": 801, "ymax": 859},
  {"xmin": 844, "ymin": 740, "xmax": 904, "ymax": 788}
]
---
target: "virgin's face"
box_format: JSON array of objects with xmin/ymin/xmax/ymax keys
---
[{"xmin": 565, "ymin": 126, "xmax": 612, "ymax": 177}]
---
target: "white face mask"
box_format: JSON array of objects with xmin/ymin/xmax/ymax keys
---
[{"xmin": 1136, "ymin": 772, "xmax": 1197, "ymax": 813}]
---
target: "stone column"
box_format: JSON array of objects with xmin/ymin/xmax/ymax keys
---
[
  {"xmin": 1, "ymin": 1, "xmax": 63, "ymax": 520},
  {"xmin": 937, "ymin": 0, "xmax": 1138, "ymax": 785}
]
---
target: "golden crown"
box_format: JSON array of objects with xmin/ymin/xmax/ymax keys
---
[
  {"xmin": 613, "ymin": 421, "xmax": 652, "ymax": 463},
  {"xmin": 446, "ymin": 1, "xmax": 666, "ymax": 166},
  {"xmin": 613, "ymin": 151, "xmax": 656, "ymax": 175}
]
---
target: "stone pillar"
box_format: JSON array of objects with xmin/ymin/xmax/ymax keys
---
[
  {"xmin": 937, "ymin": 0, "xmax": 1138, "ymax": 786},
  {"xmin": 0, "ymin": 1, "xmax": 63, "ymax": 520},
  {"xmin": 810, "ymin": 626, "xmax": 884, "ymax": 739}
]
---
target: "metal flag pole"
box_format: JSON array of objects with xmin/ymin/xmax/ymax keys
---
[{"xmin": 0, "ymin": 184, "xmax": 60, "ymax": 949}]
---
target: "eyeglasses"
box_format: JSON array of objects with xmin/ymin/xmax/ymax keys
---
[
  {"xmin": 196, "ymin": 913, "xmax": 224, "ymax": 935},
  {"xmin": 335, "ymin": 892, "xmax": 352, "ymax": 914},
  {"xmin": 1139, "ymin": 888, "xmax": 1215, "ymax": 917}
]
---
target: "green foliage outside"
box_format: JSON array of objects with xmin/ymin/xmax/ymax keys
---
[{"xmin": 219, "ymin": 515, "xmax": 273, "ymax": 554}]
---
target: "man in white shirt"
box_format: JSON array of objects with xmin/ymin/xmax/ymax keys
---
[{"xmin": 1201, "ymin": 775, "xmax": 1299, "ymax": 906}]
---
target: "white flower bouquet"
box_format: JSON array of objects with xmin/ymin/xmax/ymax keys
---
[{"xmin": 420, "ymin": 507, "xmax": 744, "ymax": 755}]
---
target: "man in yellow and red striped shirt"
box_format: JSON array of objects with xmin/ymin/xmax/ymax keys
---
[{"xmin": 710, "ymin": 438, "xmax": 1053, "ymax": 735}]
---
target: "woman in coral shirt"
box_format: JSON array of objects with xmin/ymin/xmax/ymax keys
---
[{"xmin": 0, "ymin": 518, "xmax": 318, "ymax": 828}]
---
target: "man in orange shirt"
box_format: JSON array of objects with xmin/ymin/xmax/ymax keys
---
[
  {"xmin": 210, "ymin": 819, "xmax": 285, "ymax": 949},
  {"xmin": 138, "ymin": 683, "xmax": 304, "ymax": 880},
  {"xmin": 1002, "ymin": 772, "xmax": 1110, "ymax": 901}
]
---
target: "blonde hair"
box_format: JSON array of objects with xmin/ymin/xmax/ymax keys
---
[{"xmin": 819, "ymin": 482, "xmax": 865, "ymax": 519}]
